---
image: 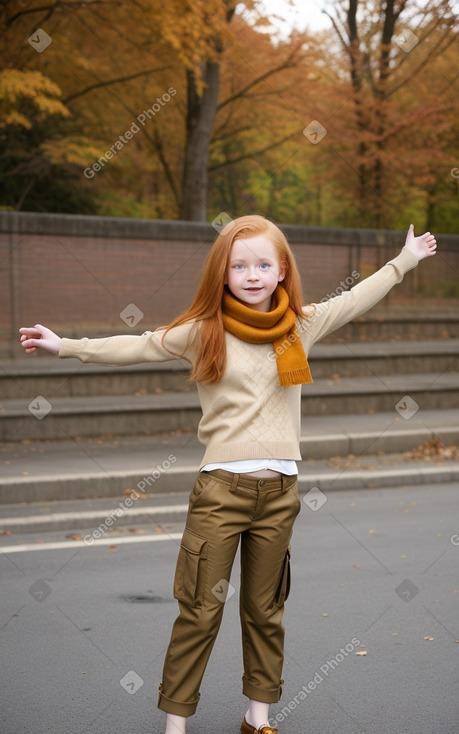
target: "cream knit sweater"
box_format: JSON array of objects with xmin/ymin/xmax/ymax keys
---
[{"xmin": 59, "ymin": 247, "xmax": 418, "ymax": 468}]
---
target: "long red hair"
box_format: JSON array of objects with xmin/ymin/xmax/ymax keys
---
[{"xmin": 160, "ymin": 215, "xmax": 306, "ymax": 383}]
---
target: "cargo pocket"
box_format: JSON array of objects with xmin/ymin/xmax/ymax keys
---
[
  {"xmin": 173, "ymin": 528, "xmax": 208, "ymax": 608},
  {"xmin": 274, "ymin": 546, "xmax": 291, "ymax": 607}
]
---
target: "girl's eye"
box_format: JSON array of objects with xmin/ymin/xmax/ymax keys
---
[
  {"xmin": 259, "ymin": 263, "xmax": 270, "ymax": 270},
  {"xmin": 233, "ymin": 264, "xmax": 245, "ymax": 270}
]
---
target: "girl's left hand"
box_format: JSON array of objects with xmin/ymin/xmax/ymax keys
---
[{"xmin": 404, "ymin": 224, "xmax": 437, "ymax": 262}]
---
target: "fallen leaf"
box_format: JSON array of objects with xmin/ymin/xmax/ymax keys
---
[
  {"xmin": 66, "ymin": 533, "xmax": 82, "ymax": 540},
  {"xmin": 107, "ymin": 545, "xmax": 118, "ymax": 551},
  {"xmin": 128, "ymin": 528, "xmax": 146, "ymax": 534},
  {"xmin": 405, "ymin": 439, "xmax": 458, "ymax": 462},
  {"xmin": 355, "ymin": 650, "xmax": 367, "ymax": 656},
  {"xmin": 423, "ymin": 636, "xmax": 434, "ymax": 641}
]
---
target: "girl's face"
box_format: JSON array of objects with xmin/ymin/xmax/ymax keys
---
[{"xmin": 226, "ymin": 235, "xmax": 287, "ymax": 312}]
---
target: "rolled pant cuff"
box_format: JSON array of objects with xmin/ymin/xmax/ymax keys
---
[
  {"xmin": 242, "ymin": 676, "xmax": 284, "ymax": 703},
  {"xmin": 157, "ymin": 684, "xmax": 200, "ymax": 716}
]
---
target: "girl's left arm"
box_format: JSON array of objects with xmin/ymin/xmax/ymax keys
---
[{"xmin": 302, "ymin": 226, "xmax": 437, "ymax": 345}]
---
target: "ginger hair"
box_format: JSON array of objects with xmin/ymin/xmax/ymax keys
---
[{"xmin": 160, "ymin": 215, "xmax": 306, "ymax": 383}]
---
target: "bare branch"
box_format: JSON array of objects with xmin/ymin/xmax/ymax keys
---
[
  {"xmin": 209, "ymin": 129, "xmax": 299, "ymax": 171},
  {"xmin": 89, "ymin": 87, "xmax": 181, "ymax": 207},
  {"xmin": 218, "ymin": 45, "xmax": 304, "ymax": 110},
  {"xmin": 63, "ymin": 66, "xmax": 170, "ymax": 104},
  {"xmin": 388, "ymin": 31, "xmax": 458, "ymax": 97},
  {"xmin": 321, "ymin": 8, "xmax": 350, "ymax": 55},
  {"xmin": 6, "ymin": 0, "xmax": 115, "ymax": 26}
]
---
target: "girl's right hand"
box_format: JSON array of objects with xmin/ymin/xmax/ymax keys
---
[{"xmin": 19, "ymin": 325, "xmax": 62, "ymax": 355}]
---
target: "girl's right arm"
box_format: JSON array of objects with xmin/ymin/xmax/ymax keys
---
[{"xmin": 19, "ymin": 322, "xmax": 198, "ymax": 365}]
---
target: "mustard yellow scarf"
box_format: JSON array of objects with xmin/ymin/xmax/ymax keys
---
[{"xmin": 222, "ymin": 285, "xmax": 313, "ymax": 386}]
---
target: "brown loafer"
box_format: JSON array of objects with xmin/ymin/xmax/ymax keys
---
[{"xmin": 241, "ymin": 716, "xmax": 278, "ymax": 734}]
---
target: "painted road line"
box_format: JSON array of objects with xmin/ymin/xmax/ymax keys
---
[
  {"xmin": 0, "ymin": 504, "xmax": 189, "ymax": 527},
  {"xmin": 0, "ymin": 532, "xmax": 183, "ymax": 554}
]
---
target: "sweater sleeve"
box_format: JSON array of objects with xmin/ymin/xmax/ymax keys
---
[
  {"xmin": 59, "ymin": 320, "xmax": 199, "ymax": 366},
  {"xmin": 301, "ymin": 247, "xmax": 418, "ymax": 345}
]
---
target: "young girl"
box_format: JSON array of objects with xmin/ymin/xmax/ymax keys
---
[{"xmin": 20, "ymin": 216, "xmax": 436, "ymax": 734}]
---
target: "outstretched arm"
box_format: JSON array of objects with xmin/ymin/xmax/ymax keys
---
[
  {"xmin": 302, "ymin": 226, "xmax": 437, "ymax": 346},
  {"xmin": 20, "ymin": 321, "xmax": 198, "ymax": 366},
  {"xmin": 20, "ymin": 325, "xmax": 61, "ymax": 354}
]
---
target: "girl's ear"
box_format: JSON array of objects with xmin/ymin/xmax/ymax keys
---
[{"xmin": 278, "ymin": 261, "xmax": 287, "ymax": 282}]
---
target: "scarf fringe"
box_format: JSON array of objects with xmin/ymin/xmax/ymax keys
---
[{"xmin": 279, "ymin": 365, "xmax": 313, "ymax": 387}]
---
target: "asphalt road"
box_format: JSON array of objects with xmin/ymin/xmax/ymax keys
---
[{"xmin": 1, "ymin": 483, "xmax": 458, "ymax": 734}]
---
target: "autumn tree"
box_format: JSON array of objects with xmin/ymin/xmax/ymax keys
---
[
  {"xmin": 319, "ymin": 0, "xmax": 458, "ymax": 227},
  {"xmin": 1, "ymin": 0, "xmax": 456, "ymax": 229}
]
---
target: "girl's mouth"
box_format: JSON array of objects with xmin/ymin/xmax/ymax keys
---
[{"xmin": 245, "ymin": 287, "xmax": 262, "ymax": 292}]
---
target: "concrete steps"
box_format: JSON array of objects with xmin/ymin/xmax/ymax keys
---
[
  {"xmin": 1, "ymin": 371, "xmax": 458, "ymax": 442},
  {"xmin": 1, "ymin": 410, "xmax": 458, "ymax": 504},
  {"xmin": 2, "ymin": 340, "xmax": 458, "ymax": 398},
  {"xmin": 1, "ymin": 338, "xmax": 457, "ymax": 506},
  {"xmin": 322, "ymin": 312, "xmax": 459, "ymax": 341},
  {"xmin": 1, "ymin": 340, "xmax": 457, "ymax": 442},
  {"xmin": 2, "ymin": 458, "xmax": 459, "ymax": 537}
]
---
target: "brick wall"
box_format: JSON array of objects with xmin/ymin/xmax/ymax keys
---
[{"xmin": 1, "ymin": 212, "xmax": 458, "ymax": 358}]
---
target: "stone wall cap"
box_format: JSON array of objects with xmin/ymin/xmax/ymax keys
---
[{"xmin": 0, "ymin": 211, "xmax": 457, "ymax": 249}]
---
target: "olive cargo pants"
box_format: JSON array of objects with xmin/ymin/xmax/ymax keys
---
[{"xmin": 157, "ymin": 468, "xmax": 301, "ymax": 716}]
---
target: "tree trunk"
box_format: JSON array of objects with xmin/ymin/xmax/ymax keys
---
[
  {"xmin": 347, "ymin": 0, "xmax": 370, "ymax": 218},
  {"xmin": 179, "ymin": 3, "xmax": 236, "ymax": 221},
  {"xmin": 179, "ymin": 61, "xmax": 220, "ymax": 220}
]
